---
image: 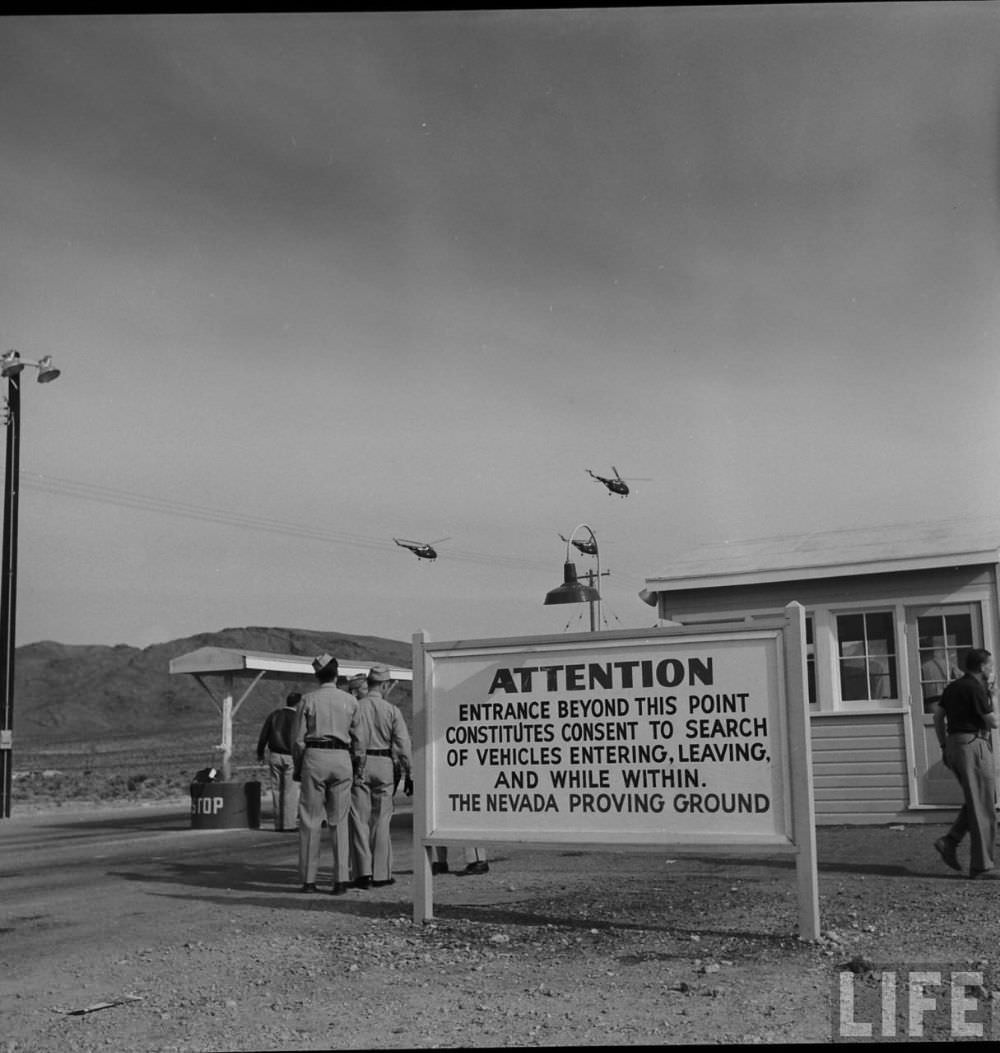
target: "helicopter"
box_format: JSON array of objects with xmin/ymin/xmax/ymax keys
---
[
  {"xmin": 559, "ymin": 532, "xmax": 598, "ymax": 556},
  {"xmin": 393, "ymin": 537, "xmax": 450, "ymax": 561},
  {"xmin": 586, "ymin": 466, "xmax": 648, "ymax": 497}
]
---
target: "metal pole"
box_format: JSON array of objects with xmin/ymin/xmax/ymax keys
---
[
  {"xmin": 584, "ymin": 570, "xmax": 596, "ymax": 631},
  {"xmin": 0, "ymin": 377, "xmax": 20, "ymax": 818},
  {"xmin": 581, "ymin": 568, "xmax": 607, "ymax": 634},
  {"xmin": 594, "ymin": 545, "xmax": 601, "ymax": 631}
]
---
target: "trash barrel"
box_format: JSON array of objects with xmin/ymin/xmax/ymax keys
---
[{"xmin": 190, "ymin": 776, "xmax": 262, "ymax": 830}]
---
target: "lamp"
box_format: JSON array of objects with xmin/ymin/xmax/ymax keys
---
[
  {"xmin": 36, "ymin": 357, "xmax": 61, "ymax": 384},
  {"xmin": 544, "ymin": 524, "xmax": 602, "ymax": 631},
  {"xmin": 0, "ymin": 351, "xmax": 62, "ymax": 819},
  {"xmin": 0, "ymin": 352, "xmax": 24, "ymax": 378},
  {"xmin": 544, "ymin": 560, "xmax": 600, "ymax": 606}
]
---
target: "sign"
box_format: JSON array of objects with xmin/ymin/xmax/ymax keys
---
[
  {"xmin": 428, "ymin": 632, "xmax": 786, "ymax": 843},
  {"xmin": 411, "ymin": 603, "xmax": 818, "ymax": 935}
]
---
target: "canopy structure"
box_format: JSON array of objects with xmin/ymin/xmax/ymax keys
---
[{"xmin": 169, "ymin": 646, "xmax": 413, "ymax": 779}]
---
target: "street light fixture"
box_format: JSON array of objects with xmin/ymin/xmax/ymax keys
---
[
  {"xmin": 0, "ymin": 351, "xmax": 62, "ymax": 819},
  {"xmin": 544, "ymin": 523, "xmax": 602, "ymax": 632}
]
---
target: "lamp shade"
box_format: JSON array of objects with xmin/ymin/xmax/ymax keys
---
[
  {"xmin": 0, "ymin": 352, "xmax": 24, "ymax": 378},
  {"xmin": 544, "ymin": 561, "xmax": 600, "ymax": 606},
  {"xmin": 35, "ymin": 356, "xmax": 60, "ymax": 383}
]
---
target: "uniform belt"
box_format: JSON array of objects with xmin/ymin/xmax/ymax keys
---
[
  {"xmin": 305, "ymin": 738, "xmax": 350, "ymax": 750},
  {"xmin": 366, "ymin": 748, "xmax": 392, "ymax": 757}
]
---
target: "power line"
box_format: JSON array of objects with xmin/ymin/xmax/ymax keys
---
[{"xmin": 20, "ymin": 471, "xmax": 555, "ymax": 573}]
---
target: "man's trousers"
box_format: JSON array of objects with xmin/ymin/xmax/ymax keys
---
[
  {"xmin": 267, "ymin": 751, "xmax": 299, "ymax": 831},
  {"xmin": 349, "ymin": 755, "xmax": 396, "ymax": 882},
  {"xmin": 944, "ymin": 734, "xmax": 997, "ymax": 875},
  {"xmin": 297, "ymin": 748, "xmax": 352, "ymax": 885}
]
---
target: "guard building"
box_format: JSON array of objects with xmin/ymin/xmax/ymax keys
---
[{"xmin": 639, "ymin": 517, "xmax": 1000, "ymax": 825}]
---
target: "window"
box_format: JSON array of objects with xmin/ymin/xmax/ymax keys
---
[
  {"xmin": 916, "ymin": 612, "xmax": 973, "ymax": 713},
  {"xmin": 806, "ymin": 616, "xmax": 817, "ymax": 706},
  {"xmin": 836, "ymin": 611, "xmax": 898, "ymax": 702}
]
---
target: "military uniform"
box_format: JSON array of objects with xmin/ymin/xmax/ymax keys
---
[
  {"xmin": 293, "ymin": 655, "xmax": 366, "ymax": 893},
  {"xmin": 433, "ymin": 845, "xmax": 489, "ymax": 875},
  {"xmin": 350, "ymin": 664, "xmax": 412, "ymax": 886}
]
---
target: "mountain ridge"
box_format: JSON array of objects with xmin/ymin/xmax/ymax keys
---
[{"xmin": 13, "ymin": 626, "xmax": 412, "ymax": 743}]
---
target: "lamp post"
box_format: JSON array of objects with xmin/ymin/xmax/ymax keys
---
[
  {"xmin": 0, "ymin": 351, "xmax": 61, "ymax": 819},
  {"xmin": 543, "ymin": 523, "xmax": 603, "ymax": 631}
]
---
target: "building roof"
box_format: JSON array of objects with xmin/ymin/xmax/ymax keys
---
[
  {"xmin": 640, "ymin": 515, "xmax": 1000, "ymax": 603},
  {"xmin": 169, "ymin": 646, "xmax": 413, "ymax": 682}
]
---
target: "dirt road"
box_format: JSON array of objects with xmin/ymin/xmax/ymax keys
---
[{"xmin": 2, "ymin": 800, "xmax": 999, "ymax": 1049}]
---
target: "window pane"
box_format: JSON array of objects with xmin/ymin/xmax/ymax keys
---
[
  {"xmin": 836, "ymin": 611, "xmax": 897, "ymax": 702},
  {"xmin": 837, "ymin": 614, "xmax": 864, "ymax": 656},
  {"xmin": 865, "ymin": 612, "xmax": 895, "ymax": 651},
  {"xmin": 944, "ymin": 614, "xmax": 973, "ymax": 651}
]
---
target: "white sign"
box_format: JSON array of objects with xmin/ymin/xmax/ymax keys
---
[
  {"xmin": 412, "ymin": 605, "xmax": 818, "ymax": 936},
  {"xmin": 426, "ymin": 631, "xmax": 792, "ymax": 844}
]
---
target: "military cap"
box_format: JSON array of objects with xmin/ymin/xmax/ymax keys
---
[{"xmin": 312, "ymin": 653, "xmax": 338, "ymax": 675}]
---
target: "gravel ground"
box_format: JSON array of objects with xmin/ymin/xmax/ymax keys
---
[{"xmin": 5, "ymin": 810, "xmax": 1000, "ymax": 1049}]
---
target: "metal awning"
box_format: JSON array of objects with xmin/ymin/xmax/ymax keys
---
[
  {"xmin": 168, "ymin": 646, "xmax": 412, "ymax": 779},
  {"xmin": 169, "ymin": 646, "xmax": 412, "ymax": 682}
]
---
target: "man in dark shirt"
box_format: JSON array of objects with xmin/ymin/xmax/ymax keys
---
[
  {"xmin": 932, "ymin": 648, "xmax": 998, "ymax": 878},
  {"xmin": 257, "ymin": 692, "xmax": 302, "ymax": 832}
]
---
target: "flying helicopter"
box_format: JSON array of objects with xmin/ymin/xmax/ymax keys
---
[
  {"xmin": 393, "ymin": 537, "xmax": 450, "ymax": 561},
  {"xmin": 586, "ymin": 466, "xmax": 648, "ymax": 497},
  {"xmin": 559, "ymin": 532, "xmax": 598, "ymax": 556}
]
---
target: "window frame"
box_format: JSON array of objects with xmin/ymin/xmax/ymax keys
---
[
  {"xmin": 661, "ymin": 603, "xmax": 906, "ymax": 713},
  {"xmin": 833, "ymin": 608, "xmax": 900, "ymax": 706}
]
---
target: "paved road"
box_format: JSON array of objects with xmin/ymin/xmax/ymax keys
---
[{"xmin": 0, "ymin": 800, "xmax": 416, "ymax": 986}]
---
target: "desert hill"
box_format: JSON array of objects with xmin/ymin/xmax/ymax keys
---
[{"xmin": 14, "ymin": 626, "xmax": 412, "ymax": 744}]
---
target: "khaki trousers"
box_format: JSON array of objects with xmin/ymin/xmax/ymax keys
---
[
  {"xmin": 350, "ymin": 755, "xmax": 395, "ymax": 882},
  {"xmin": 944, "ymin": 734, "xmax": 997, "ymax": 875},
  {"xmin": 297, "ymin": 748, "xmax": 352, "ymax": 885}
]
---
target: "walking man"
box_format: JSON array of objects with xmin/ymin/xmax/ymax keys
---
[
  {"xmin": 933, "ymin": 648, "xmax": 999, "ymax": 878},
  {"xmin": 350, "ymin": 663, "xmax": 412, "ymax": 889},
  {"xmin": 293, "ymin": 654, "xmax": 366, "ymax": 895},
  {"xmin": 256, "ymin": 691, "xmax": 301, "ymax": 831}
]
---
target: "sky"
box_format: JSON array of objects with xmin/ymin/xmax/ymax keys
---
[{"xmin": 1, "ymin": 5, "xmax": 999, "ymax": 650}]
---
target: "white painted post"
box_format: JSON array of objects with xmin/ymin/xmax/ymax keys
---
[
  {"xmin": 784, "ymin": 601, "xmax": 820, "ymax": 940},
  {"xmin": 411, "ymin": 631, "xmax": 433, "ymax": 923},
  {"xmin": 220, "ymin": 673, "xmax": 234, "ymax": 782}
]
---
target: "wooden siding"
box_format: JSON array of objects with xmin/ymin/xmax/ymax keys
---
[{"xmin": 810, "ymin": 713, "xmax": 909, "ymax": 825}]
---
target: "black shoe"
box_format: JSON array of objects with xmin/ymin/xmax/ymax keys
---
[
  {"xmin": 372, "ymin": 877, "xmax": 396, "ymax": 888},
  {"xmin": 300, "ymin": 882, "xmax": 318, "ymax": 893},
  {"xmin": 431, "ymin": 861, "xmax": 449, "ymax": 875},
  {"xmin": 331, "ymin": 881, "xmax": 350, "ymax": 895},
  {"xmin": 460, "ymin": 861, "xmax": 489, "ymax": 876},
  {"xmin": 934, "ymin": 837, "xmax": 961, "ymax": 872},
  {"xmin": 354, "ymin": 875, "xmax": 372, "ymax": 890}
]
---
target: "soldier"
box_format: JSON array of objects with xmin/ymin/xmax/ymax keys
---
[
  {"xmin": 256, "ymin": 691, "xmax": 301, "ymax": 831},
  {"xmin": 293, "ymin": 654, "xmax": 366, "ymax": 895},
  {"xmin": 350, "ymin": 663, "xmax": 412, "ymax": 888},
  {"xmin": 347, "ymin": 673, "xmax": 368, "ymax": 700},
  {"xmin": 432, "ymin": 845, "xmax": 489, "ymax": 876}
]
